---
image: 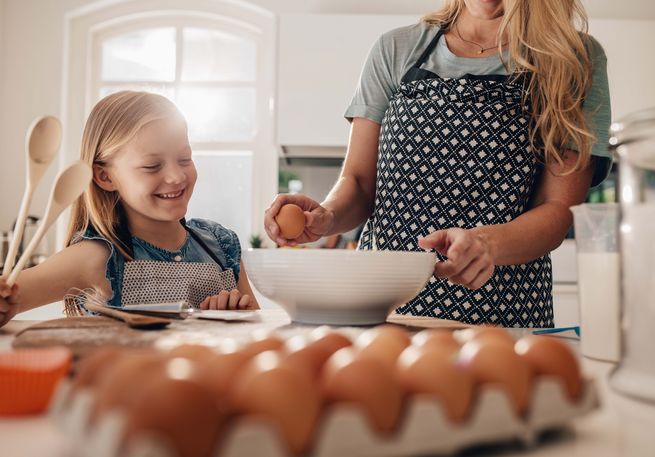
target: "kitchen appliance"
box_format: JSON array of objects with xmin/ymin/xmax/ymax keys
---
[{"xmin": 608, "ymin": 107, "xmax": 655, "ymax": 402}]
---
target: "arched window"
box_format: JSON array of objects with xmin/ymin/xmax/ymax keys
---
[{"xmin": 63, "ymin": 2, "xmax": 276, "ymax": 248}]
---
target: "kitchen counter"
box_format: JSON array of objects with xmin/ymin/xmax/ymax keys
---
[{"xmin": 1, "ymin": 310, "xmax": 654, "ymax": 457}]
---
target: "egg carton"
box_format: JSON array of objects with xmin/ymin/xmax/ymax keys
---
[{"xmin": 49, "ymin": 375, "xmax": 599, "ymax": 457}]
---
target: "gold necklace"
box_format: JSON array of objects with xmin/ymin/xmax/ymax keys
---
[{"xmin": 454, "ymin": 22, "xmax": 508, "ymax": 54}]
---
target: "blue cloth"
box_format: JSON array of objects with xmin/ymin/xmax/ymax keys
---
[{"xmin": 72, "ymin": 219, "xmax": 241, "ymax": 308}]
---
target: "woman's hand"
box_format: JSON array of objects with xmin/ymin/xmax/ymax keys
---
[
  {"xmin": 418, "ymin": 228, "xmax": 496, "ymax": 290},
  {"xmin": 199, "ymin": 289, "xmax": 254, "ymax": 311},
  {"xmin": 0, "ymin": 279, "xmax": 21, "ymax": 328},
  {"xmin": 264, "ymin": 194, "xmax": 334, "ymax": 247}
]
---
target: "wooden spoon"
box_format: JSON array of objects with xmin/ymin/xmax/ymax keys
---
[
  {"xmin": 84, "ymin": 301, "xmax": 171, "ymax": 330},
  {"xmin": 6, "ymin": 161, "xmax": 91, "ymax": 285},
  {"xmin": 2, "ymin": 116, "xmax": 61, "ymax": 277}
]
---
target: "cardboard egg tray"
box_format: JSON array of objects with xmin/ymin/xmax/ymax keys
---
[{"xmin": 50, "ymin": 375, "xmax": 599, "ymax": 457}]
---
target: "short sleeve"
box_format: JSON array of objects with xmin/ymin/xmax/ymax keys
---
[
  {"xmin": 344, "ymin": 33, "xmax": 398, "ymax": 124},
  {"xmin": 188, "ymin": 219, "xmax": 242, "ymax": 280},
  {"xmin": 583, "ymin": 36, "xmax": 613, "ymax": 187}
]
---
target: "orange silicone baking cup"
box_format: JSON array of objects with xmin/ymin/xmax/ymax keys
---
[{"xmin": 0, "ymin": 347, "xmax": 72, "ymax": 415}]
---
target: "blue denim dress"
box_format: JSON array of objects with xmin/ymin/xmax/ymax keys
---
[{"xmin": 71, "ymin": 218, "xmax": 241, "ymax": 309}]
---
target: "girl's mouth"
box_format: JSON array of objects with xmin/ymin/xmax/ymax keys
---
[{"xmin": 155, "ymin": 188, "xmax": 185, "ymax": 200}]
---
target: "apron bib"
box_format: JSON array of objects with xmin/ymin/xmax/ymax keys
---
[{"xmin": 358, "ymin": 30, "xmax": 554, "ymax": 327}]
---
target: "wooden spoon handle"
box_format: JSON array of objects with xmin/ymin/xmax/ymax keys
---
[{"xmin": 85, "ymin": 302, "xmax": 170, "ymax": 329}]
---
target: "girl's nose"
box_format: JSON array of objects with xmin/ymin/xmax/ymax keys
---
[{"xmin": 164, "ymin": 164, "xmax": 187, "ymax": 184}]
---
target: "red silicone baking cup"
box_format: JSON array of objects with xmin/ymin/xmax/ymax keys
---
[{"xmin": 0, "ymin": 347, "xmax": 73, "ymax": 415}]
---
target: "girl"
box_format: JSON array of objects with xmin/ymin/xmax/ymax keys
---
[
  {"xmin": 0, "ymin": 91, "xmax": 258, "ymax": 328},
  {"xmin": 264, "ymin": 0, "xmax": 611, "ymax": 327}
]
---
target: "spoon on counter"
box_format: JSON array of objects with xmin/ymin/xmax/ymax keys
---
[
  {"xmin": 84, "ymin": 301, "xmax": 171, "ymax": 330},
  {"xmin": 2, "ymin": 116, "xmax": 61, "ymax": 277},
  {"xmin": 6, "ymin": 160, "xmax": 92, "ymax": 286}
]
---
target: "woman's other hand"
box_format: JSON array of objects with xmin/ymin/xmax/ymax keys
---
[
  {"xmin": 199, "ymin": 289, "xmax": 255, "ymax": 311},
  {"xmin": 0, "ymin": 279, "xmax": 21, "ymax": 328},
  {"xmin": 418, "ymin": 228, "xmax": 496, "ymax": 290},
  {"xmin": 264, "ymin": 194, "xmax": 334, "ymax": 247}
]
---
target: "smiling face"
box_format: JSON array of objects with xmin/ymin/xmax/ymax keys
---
[
  {"xmin": 463, "ymin": 0, "xmax": 505, "ymax": 20},
  {"xmin": 95, "ymin": 114, "xmax": 197, "ymax": 226}
]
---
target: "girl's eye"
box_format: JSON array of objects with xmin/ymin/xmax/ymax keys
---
[
  {"xmin": 142, "ymin": 164, "xmax": 161, "ymax": 171},
  {"xmin": 179, "ymin": 158, "xmax": 193, "ymax": 165}
]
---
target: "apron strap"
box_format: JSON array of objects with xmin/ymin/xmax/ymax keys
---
[
  {"xmin": 180, "ymin": 219, "xmax": 229, "ymax": 271},
  {"xmin": 401, "ymin": 28, "xmax": 444, "ymax": 83}
]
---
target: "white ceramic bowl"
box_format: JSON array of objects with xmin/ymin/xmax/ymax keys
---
[{"xmin": 244, "ymin": 249, "xmax": 436, "ymax": 325}]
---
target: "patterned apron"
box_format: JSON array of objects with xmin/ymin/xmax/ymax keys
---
[
  {"xmin": 121, "ymin": 223, "xmax": 238, "ymax": 309},
  {"xmin": 358, "ymin": 29, "xmax": 554, "ymax": 328}
]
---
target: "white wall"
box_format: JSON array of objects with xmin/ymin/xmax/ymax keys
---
[{"xmin": 1, "ymin": 0, "xmax": 655, "ymax": 241}]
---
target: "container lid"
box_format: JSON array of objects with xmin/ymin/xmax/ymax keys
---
[{"xmin": 609, "ymin": 107, "xmax": 655, "ymax": 170}]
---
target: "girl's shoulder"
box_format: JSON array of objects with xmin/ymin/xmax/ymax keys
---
[
  {"xmin": 186, "ymin": 218, "xmax": 241, "ymax": 258},
  {"xmin": 583, "ymin": 33, "xmax": 607, "ymax": 62}
]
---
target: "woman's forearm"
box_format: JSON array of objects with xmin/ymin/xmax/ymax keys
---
[
  {"xmin": 472, "ymin": 200, "xmax": 572, "ymax": 265},
  {"xmin": 321, "ymin": 175, "xmax": 375, "ymax": 235}
]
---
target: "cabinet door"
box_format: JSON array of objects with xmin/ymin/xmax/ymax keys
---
[{"xmin": 277, "ymin": 14, "xmax": 417, "ymax": 147}]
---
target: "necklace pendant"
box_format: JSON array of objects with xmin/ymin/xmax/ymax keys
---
[{"xmin": 478, "ymin": 49, "xmax": 484, "ymax": 54}]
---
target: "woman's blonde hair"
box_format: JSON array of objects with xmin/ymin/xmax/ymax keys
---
[
  {"xmin": 65, "ymin": 91, "xmax": 183, "ymax": 259},
  {"xmin": 423, "ymin": 0, "xmax": 594, "ymax": 174}
]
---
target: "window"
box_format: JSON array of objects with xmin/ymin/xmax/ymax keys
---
[{"xmin": 91, "ymin": 17, "xmax": 270, "ymax": 247}]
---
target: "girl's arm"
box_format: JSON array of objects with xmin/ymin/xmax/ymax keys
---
[
  {"xmin": 8, "ymin": 240, "xmax": 112, "ymax": 314},
  {"xmin": 237, "ymin": 260, "xmax": 259, "ymax": 309},
  {"xmin": 420, "ymin": 150, "xmax": 594, "ymax": 289}
]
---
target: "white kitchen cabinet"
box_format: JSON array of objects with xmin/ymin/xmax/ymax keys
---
[{"xmin": 277, "ymin": 14, "xmax": 418, "ymax": 148}]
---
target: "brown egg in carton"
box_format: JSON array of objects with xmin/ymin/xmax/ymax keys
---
[{"xmin": 48, "ymin": 327, "xmax": 600, "ymax": 457}]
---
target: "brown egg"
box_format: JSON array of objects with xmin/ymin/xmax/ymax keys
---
[
  {"xmin": 322, "ymin": 347, "xmax": 404, "ymax": 434},
  {"xmin": 91, "ymin": 351, "xmax": 168, "ymax": 422},
  {"xmin": 194, "ymin": 351, "xmax": 251, "ymax": 409},
  {"xmin": 355, "ymin": 325, "xmax": 411, "ymax": 367},
  {"xmin": 240, "ymin": 330, "xmax": 284, "ymax": 359},
  {"xmin": 122, "ymin": 373, "xmax": 224, "ymax": 457},
  {"xmin": 396, "ymin": 345, "xmax": 474, "ymax": 422},
  {"xmin": 457, "ymin": 326, "xmax": 516, "ymax": 346},
  {"xmin": 282, "ymin": 335, "xmax": 329, "ymax": 378},
  {"xmin": 71, "ymin": 346, "xmax": 125, "ymax": 392},
  {"xmin": 457, "ymin": 339, "xmax": 533, "ymax": 415},
  {"xmin": 515, "ymin": 335, "xmax": 582, "ymax": 401},
  {"xmin": 309, "ymin": 326, "xmax": 353, "ymax": 355},
  {"xmin": 411, "ymin": 329, "xmax": 460, "ymax": 354},
  {"xmin": 168, "ymin": 344, "xmax": 217, "ymax": 362},
  {"xmin": 275, "ymin": 204, "xmax": 305, "ymax": 239},
  {"xmin": 230, "ymin": 351, "xmax": 321, "ymax": 456}
]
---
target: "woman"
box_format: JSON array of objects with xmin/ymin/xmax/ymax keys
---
[{"xmin": 264, "ymin": 0, "xmax": 611, "ymax": 327}]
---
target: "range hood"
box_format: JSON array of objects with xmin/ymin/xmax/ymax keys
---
[{"xmin": 279, "ymin": 145, "xmax": 346, "ymax": 167}]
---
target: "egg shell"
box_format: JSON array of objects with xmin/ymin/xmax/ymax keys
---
[
  {"xmin": 240, "ymin": 331, "xmax": 284, "ymax": 359},
  {"xmin": 457, "ymin": 326, "xmax": 516, "ymax": 346},
  {"xmin": 322, "ymin": 347, "xmax": 404, "ymax": 434},
  {"xmin": 122, "ymin": 376, "xmax": 225, "ymax": 457},
  {"xmin": 458, "ymin": 339, "xmax": 532, "ymax": 415},
  {"xmin": 396, "ymin": 345, "xmax": 474, "ymax": 422},
  {"xmin": 411, "ymin": 329, "xmax": 460, "ymax": 354},
  {"xmin": 71, "ymin": 346, "xmax": 125, "ymax": 392},
  {"xmin": 168, "ymin": 344, "xmax": 217, "ymax": 362},
  {"xmin": 514, "ymin": 335, "xmax": 582, "ymax": 401},
  {"xmin": 229, "ymin": 351, "xmax": 322, "ymax": 456},
  {"xmin": 309, "ymin": 327, "xmax": 353, "ymax": 355},
  {"xmin": 194, "ymin": 351, "xmax": 252, "ymax": 408},
  {"xmin": 355, "ymin": 325, "xmax": 411, "ymax": 367},
  {"xmin": 283, "ymin": 335, "xmax": 331, "ymax": 378},
  {"xmin": 275, "ymin": 204, "xmax": 305, "ymax": 239},
  {"xmin": 91, "ymin": 351, "xmax": 168, "ymax": 422}
]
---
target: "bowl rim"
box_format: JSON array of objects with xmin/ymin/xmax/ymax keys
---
[{"xmin": 245, "ymin": 248, "xmax": 436, "ymax": 258}]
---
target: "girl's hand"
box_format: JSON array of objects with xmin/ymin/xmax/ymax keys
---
[
  {"xmin": 199, "ymin": 289, "xmax": 254, "ymax": 311},
  {"xmin": 264, "ymin": 194, "xmax": 334, "ymax": 247},
  {"xmin": 0, "ymin": 280, "xmax": 21, "ymax": 328},
  {"xmin": 418, "ymin": 228, "xmax": 496, "ymax": 290}
]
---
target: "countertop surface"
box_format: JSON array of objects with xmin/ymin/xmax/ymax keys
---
[{"xmin": 1, "ymin": 309, "xmax": 654, "ymax": 457}]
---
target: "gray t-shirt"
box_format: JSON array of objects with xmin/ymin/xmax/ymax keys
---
[{"xmin": 345, "ymin": 22, "xmax": 612, "ymax": 186}]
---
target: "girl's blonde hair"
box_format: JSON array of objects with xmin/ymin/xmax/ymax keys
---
[
  {"xmin": 423, "ymin": 0, "xmax": 594, "ymax": 174},
  {"xmin": 66, "ymin": 91, "xmax": 183, "ymax": 259}
]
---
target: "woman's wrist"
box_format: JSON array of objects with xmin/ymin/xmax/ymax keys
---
[{"xmin": 470, "ymin": 226, "xmax": 500, "ymax": 265}]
